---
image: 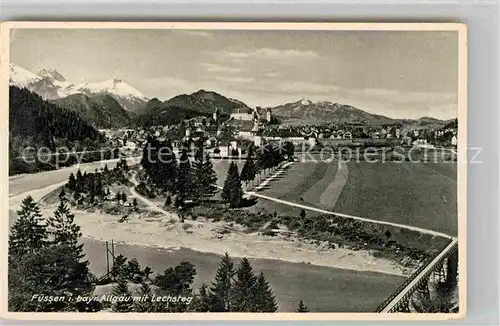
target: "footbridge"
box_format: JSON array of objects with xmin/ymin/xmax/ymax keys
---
[{"xmin": 375, "ymin": 237, "xmax": 459, "ymax": 312}]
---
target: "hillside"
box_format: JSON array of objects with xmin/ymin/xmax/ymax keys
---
[
  {"xmin": 134, "ymin": 98, "xmax": 212, "ymax": 127},
  {"xmin": 134, "ymin": 90, "xmax": 248, "ymax": 127},
  {"xmin": 54, "ymin": 93, "xmax": 131, "ymax": 128},
  {"xmin": 9, "ymin": 86, "xmax": 108, "ymax": 174},
  {"xmin": 270, "ymin": 99, "xmax": 397, "ymax": 126},
  {"xmin": 164, "ymin": 89, "xmax": 250, "ymax": 116},
  {"xmin": 9, "ymin": 86, "xmax": 106, "ymax": 151}
]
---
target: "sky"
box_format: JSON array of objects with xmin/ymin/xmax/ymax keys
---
[{"xmin": 10, "ymin": 28, "xmax": 459, "ymax": 119}]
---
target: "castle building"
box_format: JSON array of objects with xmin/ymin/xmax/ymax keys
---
[
  {"xmin": 229, "ymin": 106, "xmax": 273, "ymax": 123},
  {"xmin": 230, "ymin": 107, "xmax": 255, "ymax": 121}
]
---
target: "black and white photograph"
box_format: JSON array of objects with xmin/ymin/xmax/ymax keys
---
[{"xmin": 2, "ymin": 22, "xmax": 466, "ymax": 319}]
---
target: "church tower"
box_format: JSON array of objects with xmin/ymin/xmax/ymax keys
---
[
  {"xmin": 266, "ymin": 108, "xmax": 272, "ymax": 122},
  {"xmin": 213, "ymin": 108, "xmax": 219, "ymax": 123}
]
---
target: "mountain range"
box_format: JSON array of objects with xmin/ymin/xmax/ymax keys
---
[
  {"xmin": 270, "ymin": 99, "xmax": 398, "ymax": 126},
  {"xmin": 9, "ymin": 64, "xmax": 149, "ymax": 113},
  {"xmin": 9, "ymin": 64, "xmax": 451, "ymax": 129}
]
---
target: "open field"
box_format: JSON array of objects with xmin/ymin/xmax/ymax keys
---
[
  {"xmin": 251, "ymin": 160, "xmax": 457, "ymax": 236},
  {"xmin": 258, "ymin": 162, "xmax": 343, "ymax": 210},
  {"xmin": 334, "ymin": 162, "xmax": 457, "ymax": 235}
]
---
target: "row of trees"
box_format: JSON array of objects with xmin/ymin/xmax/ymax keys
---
[
  {"xmin": 241, "ymin": 142, "xmax": 293, "ymax": 186},
  {"xmin": 221, "ymin": 142, "xmax": 293, "ymax": 208},
  {"xmin": 140, "ymin": 137, "xmax": 218, "ymax": 205}
]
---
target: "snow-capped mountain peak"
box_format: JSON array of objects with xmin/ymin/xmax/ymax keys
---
[
  {"xmin": 9, "ymin": 63, "xmax": 41, "ymax": 88},
  {"xmin": 300, "ymin": 98, "xmax": 313, "ymax": 105},
  {"xmin": 77, "ymin": 78, "xmax": 147, "ymax": 101},
  {"xmin": 9, "ymin": 64, "xmax": 149, "ymax": 111},
  {"xmin": 38, "ymin": 68, "xmax": 66, "ymax": 82}
]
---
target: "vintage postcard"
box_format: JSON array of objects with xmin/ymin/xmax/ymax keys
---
[{"xmin": 0, "ymin": 22, "xmax": 467, "ymax": 321}]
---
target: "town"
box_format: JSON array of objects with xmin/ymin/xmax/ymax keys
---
[{"xmin": 103, "ymin": 105, "xmax": 458, "ymax": 159}]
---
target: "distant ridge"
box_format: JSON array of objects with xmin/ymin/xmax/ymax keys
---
[
  {"xmin": 134, "ymin": 89, "xmax": 251, "ymax": 127},
  {"xmin": 270, "ymin": 99, "xmax": 398, "ymax": 126}
]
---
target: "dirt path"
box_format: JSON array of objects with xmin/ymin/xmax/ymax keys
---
[
  {"xmin": 319, "ymin": 161, "xmax": 349, "ymax": 210},
  {"xmin": 129, "ymin": 173, "xmax": 179, "ymax": 221},
  {"xmin": 248, "ymin": 190, "xmax": 454, "ymax": 239}
]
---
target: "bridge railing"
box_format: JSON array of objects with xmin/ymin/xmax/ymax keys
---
[{"xmin": 374, "ymin": 238, "xmax": 455, "ymax": 312}]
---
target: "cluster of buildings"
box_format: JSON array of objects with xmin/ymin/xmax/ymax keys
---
[{"xmin": 102, "ymin": 106, "xmax": 458, "ymax": 155}]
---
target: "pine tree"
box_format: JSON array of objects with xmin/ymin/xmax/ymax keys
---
[
  {"xmin": 231, "ymin": 258, "xmax": 257, "ymax": 312},
  {"xmin": 9, "ymin": 196, "xmax": 48, "ymax": 258},
  {"xmin": 297, "ymin": 299, "xmax": 309, "ymax": 312},
  {"xmin": 300, "ymin": 209, "xmax": 306, "ymax": 219},
  {"xmin": 194, "ymin": 283, "xmax": 211, "ymax": 312},
  {"xmin": 240, "ymin": 159, "xmax": 250, "ymax": 185},
  {"xmin": 176, "ymin": 149, "xmax": 192, "ymax": 199},
  {"xmin": 8, "ymin": 244, "xmax": 94, "ymax": 312},
  {"xmin": 141, "ymin": 137, "xmax": 178, "ymax": 192},
  {"xmin": 240, "ymin": 158, "xmax": 256, "ymax": 187},
  {"xmin": 75, "ymin": 169, "xmax": 83, "ymax": 193},
  {"xmin": 209, "ymin": 253, "xmax": 235, "ymax": 312},
  {"xmin": 121, "ymin": 192, "xmax": 128, "ymax": 203},
  {"xmin": 132, "ymin": 282, "xmax": 153, "ymax": 312},
  {"xmin": 47, "ymin": 201, "xmax": 84, "ymax": 255},
  {"xmin": 67, "ymin": 173, "xmax": 77, "ymax": 191},
  {"xmin": 253, "ymin": 272, "xmax": 278, "ymax": 312},
  {"xmin": 193, "ymin": 151, "xmax": 218, "ymax": 203},
  {"xmin": 221, "ymin": 162, "xmax": 243, "ymax": 208},
  {"xmin": 59, "ymin": 187, "xmax": 66, "ymax": 201},
  {"xmin": 110, "ymin": 277, "xmax": 133, "ymax": 312},
  {"xmin": 94, "ymin": 177, "xmax": 104, "ymax": 198}
]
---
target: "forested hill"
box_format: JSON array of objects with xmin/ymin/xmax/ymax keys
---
[
  {"xmin": 54, "ymin": 93, "xmax": 131, "ymax": 129},
  {"xmin": 9, "ymin": 86, "xmax": 106, "ymax": 152}
]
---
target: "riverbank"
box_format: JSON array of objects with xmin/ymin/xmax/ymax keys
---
[{"xmin": 38, "ymin": 203, "xmax": 410, "ymax": 277}]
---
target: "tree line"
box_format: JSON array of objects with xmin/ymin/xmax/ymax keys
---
[
  {"xmin": 221, "ymin": 142, "xmax": 294, "ymax": 208},
  {"xmin": 140, "ymin": 137, "xmax": 295, "ymax": 209},
  {"xmin": 109, "ymin": 253, "xmax": 283, "ymax": 313},
  {"xmin": 63, "ymin": 159, "xmax": 130, "ymax": 206},
  {"xmin": 139, "ymin": 136, "xmax": 218, "ymax": 206}
]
